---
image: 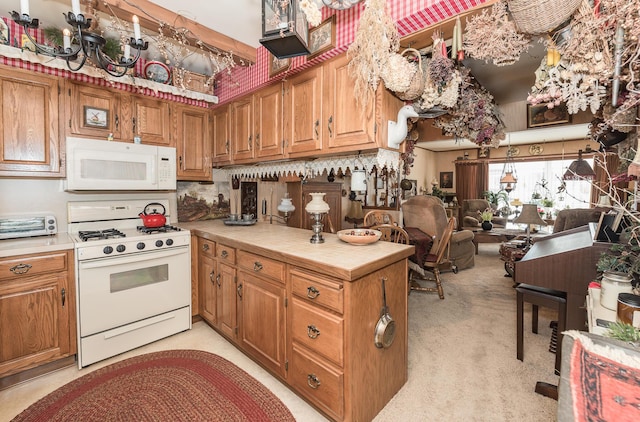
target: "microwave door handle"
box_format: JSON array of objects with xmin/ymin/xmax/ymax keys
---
[{"xmin": 79, "ymin": 247, "xmax": 188, "ymax": 269}]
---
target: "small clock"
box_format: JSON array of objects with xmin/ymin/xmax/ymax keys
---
[{"xmin": 143, "ymin": 61, "xmax": 171, "ymax": 84}]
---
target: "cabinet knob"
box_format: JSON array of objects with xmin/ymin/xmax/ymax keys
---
[
  {"xmin": 237, "ymin": 283, "xmax": 243, "ymax": 299},
  {"xmin": 314, "ymin": 120, "xmax": 319, "ymax": 139},
  {"xmin": 307, "ymin": 374, "xmax": 321, "ymax": 389},
  {"xmin": 9, "ymin": 263, "xmax": 32, "ymax": 274},
  {"xmin": 216, "ymin": 273, "xmax": 221, "ymax": 287},
  {"xmin": 307, "ymin": 325, "xmax": 321, "ymax": 339},
  {"xmin": 220, "ymin": 250, "xmax": 229, "ymax": 259},
  {"xmin": 61, "ymin": 287, "xmax": 66, "ymax": 307},
  {"xmin": 306, "ymin": 286, "xmax": 320, "ymax": 299},
  {"xmin": 253, "ymin": 262, "xmax": 263, "ymax": 272},
  {"xmin": 202, "ymin": 243, "xmax": 209, "ymax": 252},
  {"xmin": 328, "ymin": 115, "xmax": 333, "ymax": 137},
  {"xmin": 209, "ymin": 270, "xmax": 215, "ymax": 282}
]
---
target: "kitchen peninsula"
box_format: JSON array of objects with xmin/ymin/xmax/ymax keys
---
[{"xmin": 180, "ymin": 220, "xmax": 414, "ymax": 422}]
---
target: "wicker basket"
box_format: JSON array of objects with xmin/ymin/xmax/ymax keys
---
[
  {"xmin": 396, "ymin": 48, "xmax": 424, "ymax": 101},
  {"xmin": 507, "ymin": 0, "xmax": 581, "ymax": 34}
]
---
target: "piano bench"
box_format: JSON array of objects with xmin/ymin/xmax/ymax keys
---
[{"xmin": 516, "ymin": 285, "xmax": 567, "ymax": 374}]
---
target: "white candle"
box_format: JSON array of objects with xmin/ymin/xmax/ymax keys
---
[
  {"xmin": 63, "ymin": 28, "xmax": 71, "ymax": 50},
  {"xmin": 455, "ymin": 17, "xmax": 462, "ymax": 52},
  {"xmin": 451, "ymin": 22, "xmax": 457, "ymax": 59},
  {"xmin": 20, "ymin": 0, "xmax": 29, "ymax": 16},
  {"xmin": 71, "ymin": 0, "xmax": 81, "ymax": 16},
  {"xmin": 123, "ymin": 44, "xmax": 131, "ymax": 60},
  {"xmin": 132, "ymin": 15, "xmax": 141, "ymax": 40}
]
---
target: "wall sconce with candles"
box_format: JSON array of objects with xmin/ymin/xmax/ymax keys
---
[
  {"xmin": 11, "ymin": 0, "xmax": 148, "ymax": 77},
  {"xmin": 305, "ymin": 192, "xmax": 330, "ymax": 244},
  {"xmin": 266, "ymin": 191, "xmax": 295, "ymax": 224}
]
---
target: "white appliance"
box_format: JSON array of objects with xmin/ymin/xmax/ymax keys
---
[
  {"xmin": 66, "ymin": 137, "xmax": 177, "ymax": 191},
  {"xmin": 0, "ymin": 214, "xmax": 57, "ymax": 239},
  {"xmin": 68, "ymin": 199, "xmax": 191, "ymax": 368}
]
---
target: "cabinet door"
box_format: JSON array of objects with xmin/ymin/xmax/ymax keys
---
[
  {"xmin": 231, "ymin": 95, "xmax": 254, "ymax": 162},
  {"xmin": 254, "ymin": 83, "xmax": 283, "ymax": 159},
  {"xmin": 237, "ymin": 271, "xmax": 286, "ymax": 378},
  {"xmin": 67, "ymin": 82, "xmax": 123, "ymax": 140},
  {"xmin": 176, "ymin": 105, "xmax": 211, "ymax": 180},
  {"xmin": 323, "ymin": 55, "xmax": 376, "ymax": 152},
  {"xmin": 212, "ymin": 105, "xmax": 231, "ymax": 165},
  {"xmin": 199, "ymin": 253, "xmax": 217, "ymax": 325},
  {"xmin": 0, "ymin": 273, "xmax": 74, "ymax": 377},
  {"xmin": 217, "ymin": 262, "xmax": 237, "ymax": 340},
  {"xmin": 133, "ymin": 97, "xmax": 172, "ymax": 146},
  {"xmin": 0, "ymin": 67, "xmax": 61, "ymax": 176},
  {"xmin": 284, "ymin": 66, "xmax": 323, "ymax": 155}
]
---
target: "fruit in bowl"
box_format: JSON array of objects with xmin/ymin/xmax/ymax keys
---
[{"xmin": 337, "ymin": 229, "xmax": 382, "ymax": 245}]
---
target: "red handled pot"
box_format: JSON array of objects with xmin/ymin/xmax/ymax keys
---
[{"xmin": 139, "ymin": 202, "xmax": 167, "ymax": 228}]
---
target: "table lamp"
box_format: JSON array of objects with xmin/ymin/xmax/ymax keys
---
[
  {"xmin": 511, "ymin": 198, "xmax": 523, "ymax": 218},
  {"xmin": 513, "ymin": 203, "xmax": 547, "ymax": 246},
  {"xmin": 305, "ymin": 192, "xmax": 330, "ymax": 244}
]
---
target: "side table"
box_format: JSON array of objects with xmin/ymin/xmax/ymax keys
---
[{"xmin": 499, "ymin": 240, "xmax": 528, "ymax": 279}]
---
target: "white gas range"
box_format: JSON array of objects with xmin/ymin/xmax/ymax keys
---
[{"xmin": 68, "ymin": 199, "xmax": 191, "ymax": 368}]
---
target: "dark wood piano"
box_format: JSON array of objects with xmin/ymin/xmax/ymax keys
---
[{"xmin": 514, "ymin": 224, "xmax": 612, "ymax": 331}]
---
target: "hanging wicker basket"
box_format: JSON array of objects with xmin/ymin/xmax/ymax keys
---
[
  {"xmin": 507, "ymin": 0, "xmax": 581, "ymax": 35},
  {"xmin": 396, "ymin": 48, "xmax": 424, "ymax": 101}
]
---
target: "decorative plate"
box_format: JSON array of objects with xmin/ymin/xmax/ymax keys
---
[
  {"xmin": 337, "ymin": 229, "xmax": 381, "ymax": 245},
  {"xmin": 529, "ymin": 144, "xmax": 543, "ymax": 155},
  {"xmin": 507, "ymin": 146, "xmax": 520, "ymax": 157},
  {"xmin": 144, "ymin": 61, "xmax": 171, "ymax": 84}
]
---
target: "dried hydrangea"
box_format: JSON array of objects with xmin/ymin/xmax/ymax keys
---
[
  {"xmin": 416, "ymin": 68, "xmax": 461, "ymax": 110},
  {"xmin": 299, "ymin": 0, "xmax": 322, "ymax": 27},
  {"xmin": 381, "ymin": 52, "xmax": 416, "ymax": 93},
  {"xmin": 464, "ymin": 1, "xmax": 531, "ymax": 66}
]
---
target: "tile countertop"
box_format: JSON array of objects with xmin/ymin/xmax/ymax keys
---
[
  {"xmin": 0, "ymin": 233, "xmax": 75, "ymax": 258},
  {"xmin": 180, "ymin": 220, "xmax": 415, "ymax": 281}
]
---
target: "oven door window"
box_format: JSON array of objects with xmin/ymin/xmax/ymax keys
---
[{"xmin": 111, "ymin": 264, "xmax": 169, "ymax": 293}]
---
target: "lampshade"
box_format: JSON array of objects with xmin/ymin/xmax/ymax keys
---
[
  {"xmin": 346, "ymin": 199, "xmax": 364, "ymax": 219},
  {"xmin": 500, "ymin": 172, "xmax": 517, "ymax": 184},
  {"xmin": 597, "ymin": 195, "xmax": 612, "ymax": 207},
  {"xmin": 305, "ymin": 192, "xmax": 330, "ymax": 214},
  {"xmin": 511, "ymin": 198, "xmax": 523, "ymax": 207},
  {"xmin": 277, "ymin": 194, "xmax": 295, "ymax": 213},
  {"xmin": 351, "ymin": 169, "xmax": 367, "ymax": 192},
  {"xmin": 563, "ymin": 150, "xmax": 595, "ymax": 180},
  {"xmin": 431, "ymin": 178, "xmax": 439, "ymax": 186},
  {"xmin": 513, "ymin": 204, "xmax": 547, "ymax": 226}
]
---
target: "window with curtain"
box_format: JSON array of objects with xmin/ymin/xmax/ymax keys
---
[{"xmin": 488, "ymin": 158, "xmax": 595, "ymax": 215}]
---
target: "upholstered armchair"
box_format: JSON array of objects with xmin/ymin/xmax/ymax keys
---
[
  {"xmin": 461, "ymin": 199, "xmax": 507, "ymax": 228},
  {"xmin": 402, "ymin": 195, "xmax": 475, "ymax": 271},
  {"xmin": 553, "ymin": 207, "xmax": 610, "ymax": 233}
]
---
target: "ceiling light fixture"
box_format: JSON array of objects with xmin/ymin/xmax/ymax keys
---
[
  {"xmin": 260, "ymin": 0, "xmax": 310, "ymax": 58},
  {"xmin": 500, "ymin": 140, "xmax": 518, "ymax": 193},
  {"xmin": 11, "ymin": 0, "xmax": 148, "ymax": 77},
  {"xmin": 563, "ymin": 150, "xmax": 596, "ymax": 180}
]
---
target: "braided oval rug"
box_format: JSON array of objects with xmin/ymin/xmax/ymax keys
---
[{"xmin": 11, "ymin": 350, "xmax": 295, "ymax": 422}]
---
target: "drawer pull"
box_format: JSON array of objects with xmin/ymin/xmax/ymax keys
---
[
  {"xmin": 220, "ymin": 250, "xmax": 228, "ymax": 259},
  {"xmin": 237, "ymin": 283, "xmax": 243, "ymax": 299},
  {"xmin": 216, "ymin": 273, "xmax": 221, "ymax": 287},
  {"xmin": 307, "ymin": 325, "xmax": 321, "ymax": 339},
  {"xmin": 10, "ymin": 263, "xmax": 32, "ymax": 274},
  {"xmin": 307, "ymin": 374, "xmax": 321, "ymax": 389},
  {"xmin": 306, "ymin": 286, "xmax": 320, "ymax": 299},
  {"xmin": 253, "ymin": 262, "xmax": 263, "ymax": 272},
  {"xmin": 209, "ymin": 270, "xmax": 215, "ymax": 283},
  {"xmin": 202, "ymin": 243, "xmax": 210, "ymax": 252}
]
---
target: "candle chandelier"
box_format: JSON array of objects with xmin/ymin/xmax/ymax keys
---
[{"xmin": 11, "ymin": 0, "xmax": 148, "ymax": 77}]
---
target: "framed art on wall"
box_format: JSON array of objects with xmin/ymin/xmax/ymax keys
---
[
  {"xmin": 308, "ymin": 15, "xmax": 336, "ymax": 60},
  {"xmin": 269, "ymin": 54, "xmax": 290, "ymax": 77},
  {"xmin": 527, "ymin": 103, "xmax": 571, "ymax": 128},
  {"xmin": 440, "ymin": 172, "xmax": 453, "ymax": 189},
  {"xmin": 84, "ymin": 106, "xmax": 109, "ymax": 128}
]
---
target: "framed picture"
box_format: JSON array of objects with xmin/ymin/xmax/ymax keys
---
[
  {"xmin": 527, "ymin": 103, "xmax": 572, "ymax": 128},
  {"xmin": 402, "ymin": 179, "xmax": 417, "ymax": 200},
  {"xmin": 477, "ymin": 146, "xmax": 490, "ymax": 159},
  {"xmin": 269, "ymin": 54, "xmax": 290, "ymax": 78},
  {"xmin": 307, "ymin": 15, "xmax": 336, "ymax": 60},
  {"xmin": 440, "ymin": 172, "xmax": 453, "ymax": 189},
  {"xmin": 84, "ymin": 106, "xmax": 109, "ymax": 128}
]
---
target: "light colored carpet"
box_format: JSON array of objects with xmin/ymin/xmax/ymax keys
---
[{"xmin": 1, "ymin": 244, "xmax": 557, "ymax": 422}]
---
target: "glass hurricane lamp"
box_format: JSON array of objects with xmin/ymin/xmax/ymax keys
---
[{"xmin": 305, "ymin": 192, "xmax": 330, "ymax": 244}]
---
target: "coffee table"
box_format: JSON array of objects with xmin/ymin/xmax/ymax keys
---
[{"xmin": 466, "ymin": 227, "xmax": 527, "ymax": 254}]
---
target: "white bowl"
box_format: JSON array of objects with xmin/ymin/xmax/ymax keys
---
[{"xmin": 337, "ymin": 229, "xmax": 382, "ymax": 245}]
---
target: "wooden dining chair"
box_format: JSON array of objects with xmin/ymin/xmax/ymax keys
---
[
  {"xmin": 369, "ymin": 224, "xmax": 410, "ymax": 244},
  {"xmin": 407, "ymin": 217, "xmax": 455, "ymax": 299},
  {"xmin": 363, "ymin": 210, "xmax": 396, "ymax": 227}
]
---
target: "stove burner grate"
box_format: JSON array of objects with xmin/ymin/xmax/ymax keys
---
[
  {"xmin": 78, "ymin": 228, "xmax": 126, "ymax": 242},
  {"xmin": 137, "ymin": 225, "xmax": 182, "ymax": 234}
]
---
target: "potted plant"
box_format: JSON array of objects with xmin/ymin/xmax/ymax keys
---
[
  {"xmin": 480, "ymin": 208, "xmax": 494, "ymax": 231},
  {"xmin": 482, "ymin": 190, "xmax": 509, "ymax": 211}
]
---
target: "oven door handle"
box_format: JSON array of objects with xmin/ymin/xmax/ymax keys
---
[{"xmin": 79, "ymin": 246, "xmax": 188, "ymax": 269}]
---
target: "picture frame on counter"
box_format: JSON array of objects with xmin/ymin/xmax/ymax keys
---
[
  {"xmin": 84, "ymin": 106, "xmax": 109, "ymax": 128},
  {"xmin": 308, "ymin": 15, "xmax": 336, "ymax": 60}
]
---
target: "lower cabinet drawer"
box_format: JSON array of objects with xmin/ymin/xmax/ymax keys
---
[
  {"xmin": 290, "ymin": 343, "xmax": 344, "ymax": 420},
  {"xmin": 291, "ymin": 298, "xmax": 344, "ymax": 366}
]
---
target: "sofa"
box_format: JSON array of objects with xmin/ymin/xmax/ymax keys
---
[
  {"xmin": 402, "ymin": 195, "xmax": 475, "ymax": 271},
  {"xmin": 461, "ymin": 199, "xmax": 508, "ymax": 228},
  {"xmin": 553, "ymin": 207, "xmax": 610, "ymax": 233}
]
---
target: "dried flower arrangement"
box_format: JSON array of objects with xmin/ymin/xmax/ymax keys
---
[
  {"xmin": 380, "ymin": 52, "xmax": 416, "ymax": 93},
  {"xmin": 433, "ymin": 67, "xmax": 506, "ymax": 147},
  {"xmin": 413, "ymin": 33, "xmax": 461, "ymax": 111},
  {"xmin": 347, "ymin": 0, "xmax": 400, "ymax": 106},
  {"xmin": 299, "ymin": 0, "xmax": 322, "ymax": 27},
  {"xmin": 463, "ymin": 1, "xmax": 531, "ymax": 66}
]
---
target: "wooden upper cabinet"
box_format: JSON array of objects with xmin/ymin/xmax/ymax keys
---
[
  {"xmin": 212, "ymin": 104, "xmax": 231, "ymax": 165},
  {"xmin": 254, "ymin": 83, "xmax": 283, "ymax": 160},
  {"xmin": 323, "ymin": 54, "xmax": 377, "ymax": 152},
  {"xmin": 66, "ymin": 81, "xmax": 124, "ymax": 140},
  {"xmin": 0, "ymin": 66, "xmax": 62, "ymax": 177},
  {"xmin": 176, "ymin": 104, "xmax": 211, "ymax": 181},
  {"xmin": 231, "ymin": 95, "xmax": 254, "ymax": 162},
  {"xmin": 284, "ymin": 65, "xmax": 323, "ymax": 156},
  {"xmin": 132, "ymin": 96, "xmax": 172, "ymax": 146}
]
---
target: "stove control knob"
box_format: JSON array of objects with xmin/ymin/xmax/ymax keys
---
[
  {"xmin": 155, "ymin": 240, "xmax": 164, "ymax": 247},
  {"xmin": 166, "ymin": 239, "xmax": 174, "ymax": 246},
  {"xmin": 116, "ymin": 244, "xmax": 126, "ymax": 253},
  {"xmin": 103, "ymin": 246, "xmax": 113, "ymax": 255},
  {"xmin": 137, "ymin": 242, "xmax": 145, "ymax": 250}
]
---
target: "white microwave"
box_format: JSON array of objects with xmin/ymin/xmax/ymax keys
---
[{"xmin": 66, "ymin": 137, "xmax": 176, "ymax": 191}]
